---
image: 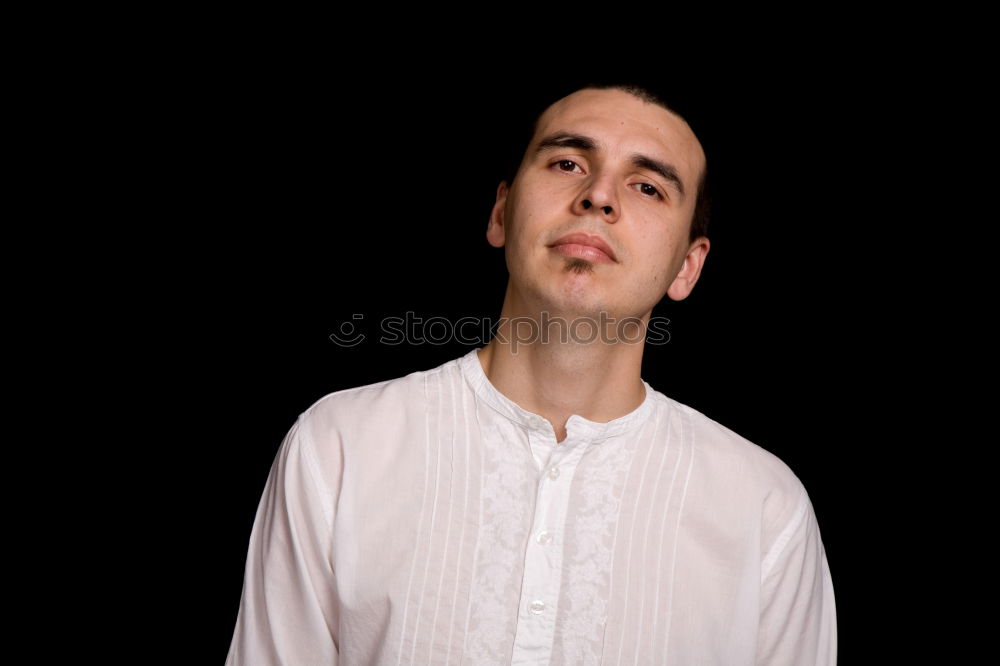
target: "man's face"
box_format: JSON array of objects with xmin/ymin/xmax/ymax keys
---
[{"xmin": 487, "ymin": 88, "xmax": 710, "ymax": 322}]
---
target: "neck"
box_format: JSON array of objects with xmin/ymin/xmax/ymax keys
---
[{"xmin": 477, "ymin": 306, "xmax": 648, "ymax": 443}]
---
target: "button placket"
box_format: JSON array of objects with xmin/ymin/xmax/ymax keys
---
[
  {"xmin": 527, "ymin": 428, "xmax": 557, "ymax": 476},
  {"xmin": 511, "ymin": 438, "xmax": 590, "ymax": 660}
]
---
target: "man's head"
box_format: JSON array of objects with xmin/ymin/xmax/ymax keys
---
[{"xmin": 486, "ymin": 83, "xmax": 712, "ymax": 323}]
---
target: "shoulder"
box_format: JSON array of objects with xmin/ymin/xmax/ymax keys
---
[
  {"xmin": 652, "ymin": 391, "xmax": 810, "ymax": 527},
  {"xmin": 291, "ymin": 356, "xmax": 459, "ymax": 455}
]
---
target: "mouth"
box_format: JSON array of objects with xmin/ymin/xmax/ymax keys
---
[{"xmin": 548, "ymin": 232, "xmax": 618, "ymax": 264}]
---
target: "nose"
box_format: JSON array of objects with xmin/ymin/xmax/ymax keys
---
[
  {"xmin": 581, "ymin": 199, "xmax": 613, "ymax": 215},
  {"xmin": 576, "ymin": 178, "xmax": 619, "ymax": 222}
]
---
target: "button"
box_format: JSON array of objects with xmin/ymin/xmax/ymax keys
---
[
  {"xmin": 536, "ymin": 529, "xmax": 553, "ymax": 545},
  {"xmin": 548, "ymin": 466, "xmax": 560, "ymax": 480},
  {"xmin": 528, "ymin": 600, "xmax": 546, "ymax": 615}
]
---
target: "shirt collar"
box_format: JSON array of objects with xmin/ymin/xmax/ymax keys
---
[{"xmin": 458, "ymin": 347, "xmax": 657, "ymax": 443}]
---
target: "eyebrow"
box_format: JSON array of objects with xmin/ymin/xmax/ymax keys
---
[{"xmin": 533, "ymin": 131, "xmax": 686, "ymax": 199}]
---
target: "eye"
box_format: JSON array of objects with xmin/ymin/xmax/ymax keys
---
[
  {"xmin": 636, "ymin": 182, "xmax": 664, "ymax": 200},
  {"xmin": 553, "ymin": 159, "xmax": 583, "ymax": 173}
]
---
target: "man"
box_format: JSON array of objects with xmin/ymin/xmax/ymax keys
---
[{"xmin": 226, "ymin": 81, "xmax": 837, "ymax": 664}]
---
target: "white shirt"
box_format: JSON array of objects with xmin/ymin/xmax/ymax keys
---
[{"xmin": 225, "ymin": 347, "xmax": 837, "ymax": 665}]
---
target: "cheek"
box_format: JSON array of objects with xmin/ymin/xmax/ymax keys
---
[
  {"xmin": 645, "ymin": 256, "xmax": 670, "ymax": 286},
  {"xmin": 509, "ymin": 198, "xmax": 549, "ymax": 250},
  {"xmin": 632, "ymin": 235, "xmax": 676, "ymax": 285}
]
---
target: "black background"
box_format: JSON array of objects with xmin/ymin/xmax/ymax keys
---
[{"xmin": 132, "ymin": 47, "xmax": 952, "ymax": 663}]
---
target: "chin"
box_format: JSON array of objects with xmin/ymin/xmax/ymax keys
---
[
  {"xmin": 545, "ymin": 289, "xmax": 617, "ymax": 320},
  {"xmin": 516, "ymin": 267, "xmax": 619, "ymax": 317}
]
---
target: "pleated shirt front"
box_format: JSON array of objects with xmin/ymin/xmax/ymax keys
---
[{"xmin": 226, "ymin": 347, "xmax": 837, "ymax": 665}]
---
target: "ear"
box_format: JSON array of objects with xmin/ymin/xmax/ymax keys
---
[
  {"xmin": 486, "ymin": 180, "xmax": 509, "ymax": 248},
  {"xmin": 666, "ymin": 236, "xmax": 711, "ymax": 301}
]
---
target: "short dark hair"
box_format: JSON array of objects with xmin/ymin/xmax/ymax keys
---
[{"xmin": 500, "ymin": 79, "xmax": 711, "ymax": 244}]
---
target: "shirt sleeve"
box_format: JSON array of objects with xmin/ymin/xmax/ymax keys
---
[
  {"xmin": 756, "ymin": 485, "xmax": 837, "ymax": 666},
  {"xmin": 225, "ymin": 414, "xmax": 340, "ymax": 666}
]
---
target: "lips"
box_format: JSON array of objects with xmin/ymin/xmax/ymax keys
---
[{"xmin": 549, "ymin": 232, "xmax": 618, "ymax": 263}]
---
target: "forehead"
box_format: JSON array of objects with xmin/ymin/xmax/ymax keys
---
[{"xmin": 532, "ymin": 88, "xmax": 705, "ymax": 182}]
